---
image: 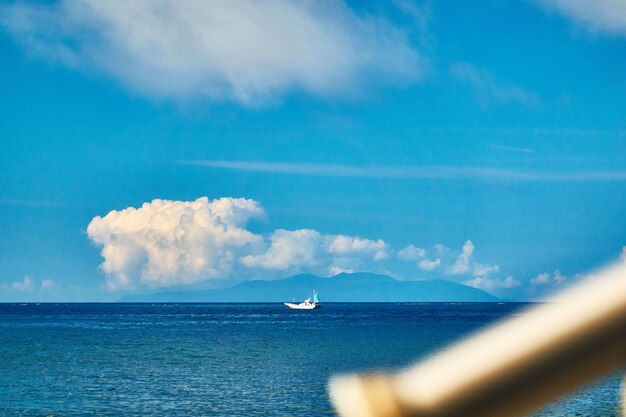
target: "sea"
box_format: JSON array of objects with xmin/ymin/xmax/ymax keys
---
[{"xmin": 0, "ymin": 303, "xmax": 622, "ymax": 417}]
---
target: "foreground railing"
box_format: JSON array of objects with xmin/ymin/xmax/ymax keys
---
[{"xmin": 329, "ymin": 262, "xmax": 626, "ymax": 417}]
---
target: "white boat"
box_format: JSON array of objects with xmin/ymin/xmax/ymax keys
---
[{"xmin": 284, "ymin": 291, "xmax": 321, "ymax": 309}]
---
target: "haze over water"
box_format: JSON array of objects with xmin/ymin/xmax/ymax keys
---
[{"xmin": 0, "ymin": 303, "xmax": 621, "ymax": 416}]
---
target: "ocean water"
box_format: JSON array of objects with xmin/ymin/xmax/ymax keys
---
[{"xmin": 0, "ymin": 303, "xmax": 622, "ymax": 417}]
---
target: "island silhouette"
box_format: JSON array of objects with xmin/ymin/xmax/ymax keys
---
[{"xmin": 121, "ymin": 272, "xmax": 497, "ymax": 302}]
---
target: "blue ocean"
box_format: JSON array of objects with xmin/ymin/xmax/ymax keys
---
[{"xmin": 0, "ymin": 303, "xmax": 622, "ymax": 416}]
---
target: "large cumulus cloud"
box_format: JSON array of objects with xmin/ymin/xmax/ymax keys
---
[
  {"xmin": 87, "ymin": 197, "xmax": 391, "ymax": 290},
  {"xmin": 87, "ymin": 197, "xmax": 265, "ymax": 290}
]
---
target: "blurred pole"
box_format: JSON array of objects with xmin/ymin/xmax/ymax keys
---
[{"xmin": 329, "ymin": 262, "xmax": 626, "ymax": 417}]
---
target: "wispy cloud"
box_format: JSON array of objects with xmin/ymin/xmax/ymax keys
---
[
  {"xmin": 391, "ymin": 0, "xmax": 434, "ymax": 49},
  {"xmin": 536, "ymin": 0, "xmax": 626, "ymax": 36},
  {"xmin": 450, "ymin": 62, "xmax": 542, "ymax": 109},
  {"xmin": 419, "ymin": 127, "xmax": 625, "ymax": 138},
  {"xmin": 489, "ymin": 144, "xmax": 535, "ymax": 154},
  {"xmin": 0, "ymin": 199, "xmax": 65, "ymax": 207},
  {"xmin": 0, "ymin": 0, "xmax": 425, "ymax": 105},
  {"xmin": 180, "ymin": 160, "xmax": 626, "ymax": 182}
]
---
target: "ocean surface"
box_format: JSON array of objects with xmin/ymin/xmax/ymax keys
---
[{"xmin": 0, "ymin": 303, "xmax": 622, "ymax": 417}]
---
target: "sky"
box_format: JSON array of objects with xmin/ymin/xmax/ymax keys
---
[{"xmin": 1, "ymin": 0, "xmax": 626, "ymax": 301}]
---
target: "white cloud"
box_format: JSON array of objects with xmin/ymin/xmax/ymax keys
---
[
  {"xmin": 446, "ymin": 240, "xmax": 474, "ymax": 275},
  {"xmin": 433, "ymin": 243, "xmax": 449, "ymax": 256},
  {"xmin": 86, "ymin": 198, "xmax": 518, "ymax": 292},
  {"xmin": 472, "ymin": 263, "xmax": 500, "ymax": 277},
  {"xmin": 464, "ymin": 276, "xmax": 521, "ymax": 292},
  {"xmin": 530, "ymin": 270, "xmax": 568, "ymax": 286},
  {"xmin": 399, "ymin": 240, "xmax": 498, "ymax": 276},
  {"xmin": 241, "ymin": 229, "xmax": 389, "ymax": 274},
  {"xmin": 445, "ymin": 240, "xmax": 499, "ymax": 278},
  {"xmin": 87, "ymin": 197, "xmax": 266, "ymax": 290},
  {"xmin": 418, "ymin": 258, "xmax": 441, "ymax": 271},
  {"xmin": 9, "ymin": 276, "xmax": 54, "ymax": 291},
  {"xmin": 527, "ymin": 269, "xmax": 592, "ymax": 301},
  {"xmin": 11, "ymin": 276, "xmax": 34, "ymax": 291},
  {"xmin": 398, "ymin": 244, "xmax": 426, "ymax": 261},
  {"xmin": 327, "ymin": 235, "xmax": 389, "ymax": 261},
  {"xmin": 536, "ymin": 0, "xmax": 626, "ymax": 36},
  {"xmin": 398, "ymin": 243, "xmax": 441, "ymax": 271},
  {"xmin": 530, "ymin": 272, "xmax": 549, "ymax": 285},
  {"xmin": 620, "ymin": 246, "xmax": 626, "ymax": 261},
  {"xmin": 241, "ymin": 229, "xmax": 324, "ymax": 271},
  {"xmin": 0, "ymin": 0, "xmax": 424, "ymax": 105},
  {"xmin": 450, "ymin": 62, "xmax": 542, "ymax": 108},
  {"xmin": 87, "ymin": 197, "xmax": 391, "ymax": 290}
]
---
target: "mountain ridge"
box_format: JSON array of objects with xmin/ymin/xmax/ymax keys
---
[{"xmin": 120, "ymin": 272, "xmax": 497, "ymax": 302}]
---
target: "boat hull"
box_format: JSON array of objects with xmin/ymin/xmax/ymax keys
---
[{"xmin": 284, "ymin": 302, "xmax": 320, "ymax": 309}]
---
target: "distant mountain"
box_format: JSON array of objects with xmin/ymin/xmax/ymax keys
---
[{"xmin": 120, "ymin": 272, "xmax": 497, "ymax": 302}]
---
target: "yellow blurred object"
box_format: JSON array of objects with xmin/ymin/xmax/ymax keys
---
[{"xmin": 329, "ymin": 262, "xmax": 626, "ymax": 417}]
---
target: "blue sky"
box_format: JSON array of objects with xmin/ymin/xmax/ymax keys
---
[{"xmin": 1, "ymin": 0, "xmax": 626, "ymax": 301}]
